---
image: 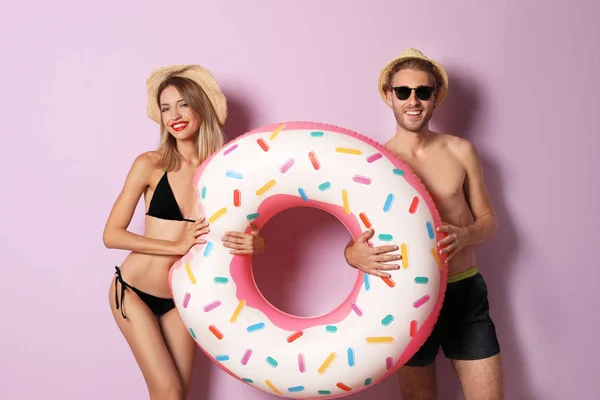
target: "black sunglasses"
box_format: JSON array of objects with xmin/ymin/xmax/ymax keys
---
[{"xmin": 392, "ymin": 86, "xmax": 435, "ymax": 101}]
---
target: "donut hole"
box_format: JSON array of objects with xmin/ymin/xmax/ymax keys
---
[{"xmin": 252, "ymin": 207, "xmax": 357, "ymax": 318}]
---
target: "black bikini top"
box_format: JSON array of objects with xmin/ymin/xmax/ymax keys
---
[{"xmin": 146, "ymin": 171, "xmax": 195, "ymax": 223}]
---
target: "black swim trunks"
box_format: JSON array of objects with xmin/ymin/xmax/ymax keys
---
[{"xmin": 405, "ymin": 267, "xmax": 501, "ymax": 366}]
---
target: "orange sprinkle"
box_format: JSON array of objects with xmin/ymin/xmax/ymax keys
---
[
  {"xmin": 359, "ymin": 212, "xmax": 371, "ymax": 228},
  {"xmin": 382, "ymin": 277, "xmax": 395, "ymax": 287},
  {"xmin": 257, "ymin": 138, "xmax": 269, "ymax": 151},
  {"xmin": 209, "ymin": 325, "xmax": 223, "ymax": 340},
  {"xmin": 233, "ymin": 189, "xmax": 241, "ymax": 207},
  {"xmin": 336, "ymin": 382, "xmax": 352, "ymax": 392},
  {"xmin": 308, "ymin": 151, "xmax": 320, "ymax": 170},
  {"xmin": 410, "ymin": 320, "xmax": 418, "ymax": 337},
  {"xmin": 287, "ymin": 331, "xmax": 304, "ymax": 343}
]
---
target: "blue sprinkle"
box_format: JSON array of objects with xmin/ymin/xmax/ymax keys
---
[
  {"xmin": 242, "ymin": 378, "xmax": 254, "ymax": 384},
  {"xmin": 382, "ymin": 314, "xmax": 394, "ymax": 326},
  {"xmin": 415, "ymin": 277, "xmax": 429, "ymax": 284},
  {"xmin": 288, "ymin": 386, "xmax": 305, "ymax": 392},
  {"xmin": 226, "ymin": 170, "xmax": 243, "ymax": 179},
  {"xmin": 189, "ymin": 328, "xmax": 196, "ymax": 339},
  {"xmin": 378, "ymin": 233, "xmax": 393, "ymax": 241},
  {"xmin": 204, "ymin": 241, "xmax": 214, "ymax": 257},
  {"xmin": 318, "ymin": 182, "xmax": 331, "ymax": 191},
  {"xmin": 365, "ymin": 378, "xmax": 373, "ymax": 385},
  {"xmin": 383, "ymin": 193, "xmax": 395, "ymax": 212},
  {"xmin": 347, "ymin": 348, "xmax": 355, "ymax": 367},
  {"xmin": 266, "ymin": 356, "xmax": 278, "ymax": 367},
  {"xmin": 246, "ymin": 213, "xmax": 260, "ymax": 220},
  {"xmin": 318, "ymin": 390, "xmax": 332, "ymax": 395},
  {"xmin": 247, "ymin": 322, "xmax": 265, "ymax": 333},
  {"xmin": 310, "ymin": 131, "xmax": 324, "ymax": 137},
  {"xmin": 426, "ymin": 221, "xmax": 435, "ymax": 239},
  {"xmin": 213, "ymin": 277, "xmax": 229, "ymax": 284},
  {"xmin": 215, "ymin": 354, "xmax": 229, "ymax": 361},
  {"xmin": 364, "ymin": 273, "xmax": 371, "ymax": 291},
  {"xmin": 393, "ymin": 169, "xmax": 405, "ymax": 176},
  {"xmin": 298, "ymin": 188, "xmax": 309, "ymax": 201},
  {"xmin": 201, "ymin": 186, "xmax": 206, "ymax": 199},
  {"xmin": 325, "ymin": 325, "xmax": 337, "ymax": 333}
]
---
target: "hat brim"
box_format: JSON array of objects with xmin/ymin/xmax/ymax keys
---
[
  {"xmin": 146, "ymin": 64, "xmax": 228, "ymax": 126},
  {"xmin": 378, "ymin": 53, "xmax": 449, "ymax": 108}
]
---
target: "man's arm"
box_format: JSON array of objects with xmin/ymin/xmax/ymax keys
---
[{"xmin": 459, "ymin": 139, "xmax": 498, "ymax": 246}]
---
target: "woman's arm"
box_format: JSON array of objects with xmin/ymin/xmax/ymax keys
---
[{"xmin": 102, "ymin": 153, "xmax": 186, "ymax": 256}]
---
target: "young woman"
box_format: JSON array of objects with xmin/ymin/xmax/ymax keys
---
[{"xmin": 103, "ymin": 64, "xmax": 265, "ymax": 400}]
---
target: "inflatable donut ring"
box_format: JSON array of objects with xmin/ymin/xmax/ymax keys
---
[{"xmin": 169, "ymin": 121, "xmax": 448, "ymax": 399}]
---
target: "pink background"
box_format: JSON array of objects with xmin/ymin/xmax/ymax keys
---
[{"xmin": 2, "ymin": 1, "xmax": 599, "ymax": 399}]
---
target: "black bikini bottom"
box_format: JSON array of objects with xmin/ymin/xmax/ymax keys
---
[{"xmin": 114, "ymin": 266, "xmax": 175, "ymax": 319}]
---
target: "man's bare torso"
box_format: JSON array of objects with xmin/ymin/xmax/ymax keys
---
[{"xmin": 385, "ymin": 132, "xmax": 476, "ymax": 275}]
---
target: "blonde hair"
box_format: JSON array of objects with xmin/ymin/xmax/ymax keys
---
[{"xmin": 155, "ymin": 76, "xmax": 226, "ymax": 171}]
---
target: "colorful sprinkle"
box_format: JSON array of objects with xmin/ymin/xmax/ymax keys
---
[
  {"xmin": 288, "ymin": 386, "xmax": 305, "ymax": 393},
  {"xmin": 364, "ymin": 273, "xmax": 371, "ymax": 290},
  {"xmin": 318, "ymin": 390, "xmax": 332, "ymax": 395},
  {"xmin": 382, "ymin": 277, "xmax": 396, "ymax": 287},
  {"xmin": 351, "ymin": 302, "xmax": 363, "ymax": 316},
  {"xmin": 414, "ymin": 295, "xmax": 431, "ymax": 308},
  {"xmin": 347, "ymin": 348, "xmax": 355, "ymax": 367},
  {"xmin": 269, "ymin": 124, "xmax": 285, "ymax": 140},
  {"xmin": 280, "ymin": 158, "xmax": 295, "ymax": 173},
  {"xmin": 209, "ymin": 325, "xmax": 223, "ymax": 340},
  {"xmin": 298, "ymin": 353, "xmax": 306, "ymax": 373},
  {"xmin": 409, "ymin": 196, "xmax": 420, "ymax": 214},
  {"xmin": 233, "ymin": 190, "xmax": 241, "ymax": 207},
  {"xmin": 246, "ymin": 212, "xmax": 260, "ymax": 220},
  {"xmin": 401, "ymin": 243, "xmax": 409, "ymax": 269},
  {"xmin": 265, "ymin": 380, "xmax": 281, "ymax": 395},
  {"xmin": 336, "ymin": 147, "xmax": 362, "ymax": 155},
  {"xmin": 415, "ymin": 277, "xmax": 429, "ymax": 284},
  {"xmin": 366, "ymin": 336, "xmax": 394, "ymax": 343},
  {"xmin": 393, "ymin": 168, "xmax": 405, "ymax": 176},
  {"xmin": 378, "ymin": 233, "xmax": 393, "ymax": 241},
  {"xmin": 230, "ymin": 300, "xmax": 246, "ymax": 323},
  {"xmin": 426, "ymin": 221, "xmax": 435, "ymax": 239},
  {"xmin": 225, "ymin": 170, "xmax": 243, "ymax": 179},
  {"xmin": 318, "ymin": 353, "xmax": 336, "ymax": 374},
  {"xmin": 209, "ymin": 207, "xmax": 227, "ymax": 223},
  {"xmin": 201, "ymin": 186, "xmax": 206, "ymax": 199},
  {"xmin": 182, "ymin": 293, "xmax": 191, "ymax": 308},
  {"xmin": 266, "ymin": 356, "xmax": 278, "ymax": 367},
  {"xmin": 204, "ymin": 241, "xmax": 214, "ymax": 257},
  {"xmin": 410, "ymin": 320, "xmax": 418, "ymax": 336},
  {"xmin": 256, "ymin": 179, "xmax": 276, "ymax": 196},
  {"xmin": 242, "ymin": 378, "xmax": 253, "ymax": 384},
  {"xmin": 223, "ymin": 144, "xmax": 238, "ymax": 155},
  {"xmin": 342, "ymin": 190, "xmax": 350, "ymax": 214},
  {"xmin": 309, "ymin": 151, "xmax": 321, "ymax": 170},
  {"xmin": 337, "ymin": 382, "xmax": 352, "ymax": 392},
  {"xmin": 359, "ymin": 212, "xmax": 372, "ymax": 228},
  {"xmin": 185, "ymin": 263, "xmax": 196, "ymax": 284},
  {"xmin": 214, "ymin": 277, "xmax": 229, "ymax": 284},
  {"xmin": 367, "ymin": 153, "xmax": 383, "ymax": 163},
  {"xmin": 383, "ymin": 193, "xmax": 395, "ymax": 212},
  {"xmin": 203, "ymin": 300, "xmax": 221, "ymax": 312},
  {"xmin": 247, "ymin": 322, "xmax": 265, "ymax": 333},
  {"xmin": 189, "ymin": 328, "xmax": 196, "ymax": 339},
  {"xmin": 257, "ymin": 138, "xmax": 269, "ymax": 151},
  {"xmin": 365, "ymin": 378, "xmax": 372, "ymax": 385},
  {"xmin": 325, "ymin": 325, "xmax": 338, "ymax": 333},
  {"xmin": 353, "ymin": 175, "xmax": 372, "ymax": 185},
  {"xmin": 241, "ymin": 349, "xmax": 252, "ymax": 365},
  {"xmin": 287, "ymin": 331, "xmax": 303, "ymax": 343},
  {"xmin": 215, "ymin": 354, "xmax": 229, "ymax": 361},
  {"xmin": 311, "ymin": 131, "xmax": 324, "ymax": 137},
  {"xmin": 386, "ymin": 357, "xmax": 393, "ymax": 370},
  {"xmin": 318, "ymin": 182, "xmax": 331, "ymax": 191},
  {"xmin": 298, "ymin": 188, "xmax": 309, "ymax": 201},
  {"xmin": 432, "ymin": 248, "xmax": 443, "ymax": 269},
  {"xmin": 382, "ymin": 314, "xmax": 394, "ymax": 326}
]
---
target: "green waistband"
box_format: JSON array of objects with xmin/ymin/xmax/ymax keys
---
[{"xmin": 447, "ymin": 266, "xmax": 478, "ymax": 283}]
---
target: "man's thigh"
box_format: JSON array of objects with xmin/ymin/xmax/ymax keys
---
[{"xmin": 452, "ymin": 354, "xmax": 503, "ymax": 400}]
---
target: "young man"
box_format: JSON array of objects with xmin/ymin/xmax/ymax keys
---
[{"xmin": 344, "ymin": 48, "xmax": 503, "ymax": 400}]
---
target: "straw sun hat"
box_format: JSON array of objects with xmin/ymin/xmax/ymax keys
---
[
  {"xmin": 145, "ymin": 64, "xmax": 228, "ymax": 126},
  {"xmin": 378, "ymin": 48, "xmax": 449, "ymax": 107}
]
